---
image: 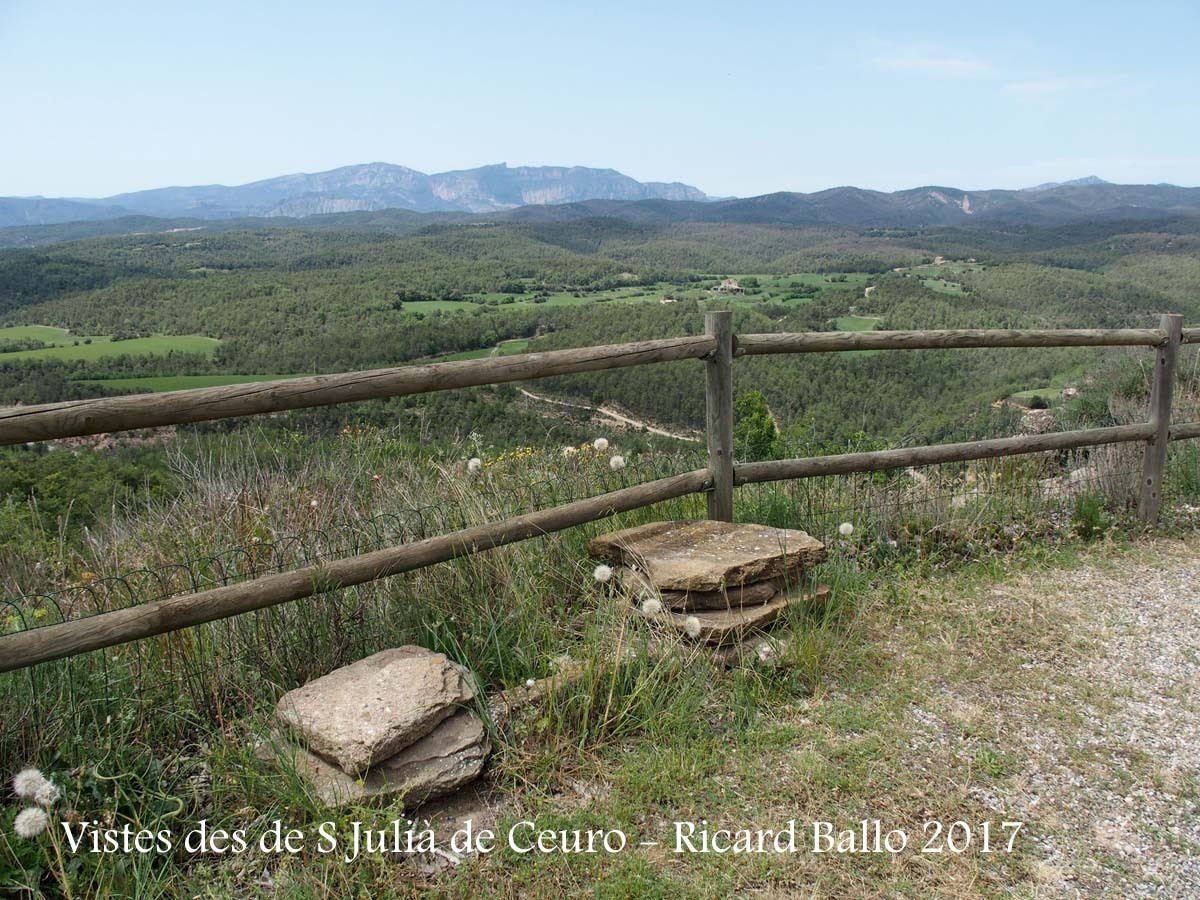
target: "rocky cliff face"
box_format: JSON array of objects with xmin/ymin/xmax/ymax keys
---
[{"xmin": 5, "ymin": 163, "xmax": 710, "ymax": 223}]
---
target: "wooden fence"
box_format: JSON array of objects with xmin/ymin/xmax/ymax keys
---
[{"xmin": 0, "ymin": 312, "xmax": 1195, "ymax": 672}]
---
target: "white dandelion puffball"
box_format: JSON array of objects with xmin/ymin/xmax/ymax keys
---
[
  {"xmin": 838, "ymin": 522, "xmax": 855, "ymax": 537},
  {"xmin": 525, "ymin": 678, "xmax": 536, "ymax": 688},
  {"xmin": 12, "ymin": 768, "xmax": 46, "ymax": 800},
  {"xmin": 609, "ymin": 455, "xmax": 626, "ymax": 471},
  {"xmin": 593, "ymin": 437, "xmax": 609, "ymax": 451},
  {"xmin": 684, "ymin": 616, "xmax": 702, "ymax": 638},
  {"xmin": 467, "ymin": 457, "xmax": 483, "ymax": 475},
  {"xmin": 309, "ymin": 499, "xmax": 319, "ymax": 509},
  {"xmin": 593, "ymin": 564, "xmax": 613, "ymax": 583},
  {"xmin": 562, "ymin": 446, "xmax": 577, "ymax": 457},
  {"xmin": 641, "ymin": 597, "xmax": 664, "ymax": 616},
  {"xmin": 14, "ymin": 807, "xmax": 49, "ymax": 838},
  {"xmin": 32, "ymin": 779, "xmax": 59, "ymax": 807}
]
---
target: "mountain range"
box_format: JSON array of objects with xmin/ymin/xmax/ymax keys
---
[
  {"xmin": 0, "ymin": 163, "xmax": 708, "ymax": 226},
  {"xmin": 1, "ymin": 163, "xmax": 1198, "ymax": 237}
]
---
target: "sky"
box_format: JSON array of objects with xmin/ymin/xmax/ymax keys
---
[{"xmin": 1, "ymin": 0, "xmax": 1198, "ymax": 198}]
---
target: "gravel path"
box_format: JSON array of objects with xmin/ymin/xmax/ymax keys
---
[{"xmin": 976, "ymin": 539, "xmax": 1200, "ymax": 896}]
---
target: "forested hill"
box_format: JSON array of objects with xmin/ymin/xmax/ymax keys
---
[{"xmin": 2, "ymin": 212, "xmax": 1198, "ymax": 451}]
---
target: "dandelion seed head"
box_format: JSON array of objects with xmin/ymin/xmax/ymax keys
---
[
  {"xmin": 641, "ymin": 598, "xmax": 664, "ymax": 616},
  {"xmin": 592, "ymin": 438, "xmax": 609, "ymax": 451},
  {"xmin": 467, "ymin": 458, "xmax": 483, "ymax": 475},
  {"xmin": 838, "ymin": 522, "xmax": 854, "ymax": 537},
  {"xmin": 592, "ymin": 564, "xmax": 613, "ymax": 583},
  {"xmin": 609, "ymin": 455, "xmax": 625, "ymax": 471},
  {"xmin": 32, "ymin": 780, "xmax": 59, "ymax": 807},
  {"xmin": 12, "ymin": 768, "xmax": 46, "ymax": 800},
  {"xmin": 14, "ymin": 807, "xmax": 48, "ymax": 838},
  {"xmin": 561, "ymin": 446, "xmax": 577, "ymax": 457},
  {"xmin": 309, "ymin": 499, "xmax": 319, "ymax": 509},
  {"xmin": 684, "ymin": 616, "xmax": 702, "ymax": 638},
  {"xmin": 524, "ymin": 678, "xmax": 536, "ymax": 688}
]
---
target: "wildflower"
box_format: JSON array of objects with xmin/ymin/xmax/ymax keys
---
[
  {"xmin": 12, "ymin": 768, "xmax": 46, "ymax": 799},
  {"xmin": 524, "ymin": 678, "xmax": 536, "ymax": 688},
  {"xmin": 593, "ymin": 564, "xmax": 613, "ymax": 583},
  {"xmin": 14, "ymin": 807, "xmax": 48, "ymax": 838},
  {"xmin": 372, "ymin": 474, "xmax": 382, "ymax": 482},
  {"xmin": 609, "ymin": 455, "xmax": 625, "ymax": 471},
  {"xmin": 33, "ymin": 779, "xmax": 59, "ymax": 807},
  {"xmin": 561, "ymin": 446, "xmax": 577, "ymax": 457},
  {"xmin": 467, "ymin": 458, "xmax": 483, "ymax": 475},
  {"xmin": 309, "ymin": 499, "xmax": 319, "ymax": 509},
  {"xmin": 641, "ymin": 598, "xmax": 664, "ymax": 616},
  {"xmin": 684, "ymin": 616, "xmax": 702, "ymax": 639},
  {"xmin": 593, "ymin": 438, "xmax": 609, "ymax": 451},
  {"xmin": 838, "ymin": 522, "xmax": 854, "ymax": 537}
]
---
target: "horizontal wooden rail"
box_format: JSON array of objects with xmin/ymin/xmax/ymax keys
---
[
  {"xmin": 734, "ymin": 423, "xmax": 1156, "ymax": 485},
  {"xmin": 1183, "ymin": 328, "xmax": 1200, "ymax": 345},
  {"xmin": 1171, "ymin": 422, "xmax": 1200, "ymax": 441},
  {"xmin": 736, "ymin": 328, "xmax": 1166, "ymax": 356},
  {"xmin": 0, "ymin": 335, "xmax": 716, "ymax": 447},
  {"xmin": 0, "ymin": 468, "xmax": 711, "ymax": 672}
]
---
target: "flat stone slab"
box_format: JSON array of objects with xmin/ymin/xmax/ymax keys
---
[
  {"xmin": 589, "ymin": 520, "xmax": 826, "ymax": 592},
  {"xmin": 627, "ymin": 583, "xmax": 831, "ymax": 645},
  {"xmin": 275, "ymin": 647, "xmax": 475, "ymax": 776},
  {"xmin": 263, "ymin": 709, "xmax": 490, "ymax": 808},
  {"xmin": 617, "ymin": 566, "xmax": 784, "ymax": 611}
]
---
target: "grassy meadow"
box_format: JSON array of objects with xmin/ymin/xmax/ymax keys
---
[{"xmin": 0, "ymin": 326, "xmax": 218, "ymax": 362}]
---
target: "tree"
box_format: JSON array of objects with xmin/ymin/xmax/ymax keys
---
[{"xmin": 733, "ymin": 390, "xmax": 781, "ymax": 462}]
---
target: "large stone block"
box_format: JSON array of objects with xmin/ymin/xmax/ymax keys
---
[
  {"xmin": 264, "ymin": 709, "xmax": 491, "ymax": 808},
  {"xmin": 275, "ymin": 647, "xmax": 475, "ymax": 776},
  {"xmin": 588, "ymin": 520, "xmax": 826, "ymax": 593},
  {"xmin": 617, "ymin": 566, "xmax": 784, "ymax": 611}
]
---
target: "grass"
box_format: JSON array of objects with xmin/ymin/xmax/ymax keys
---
[
  {"xmin": 0, "ymin": 325, "xmax": 84, "ymax": 345},
  {"xmin": 0, "ymin": 421, "xmax": 1178, "ymax": 896},
  {"xmin": 0, "ymin": 326, "xmax": 218, "ymax": 361},
  {"xmin": 834, "ymin": 315, "xmax": 883, "ymax": 331}
]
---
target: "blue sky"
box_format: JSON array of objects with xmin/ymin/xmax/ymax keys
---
[{"xmin": 1, "ymin": 0, "xmax": 1197, "ymax": 198}]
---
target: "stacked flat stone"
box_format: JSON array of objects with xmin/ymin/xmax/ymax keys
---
[
  {"xmin": 262, "ymin": 646, "xmax": 489, "ymax": 808},
  {"xmin": 587, "ymin": 520, "xmax": 828, "ymax": 645}
]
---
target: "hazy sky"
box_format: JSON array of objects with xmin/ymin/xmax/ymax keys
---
[{"xmin": 1, "ymin": 0, "xmax": 1197, "ymax": 198}]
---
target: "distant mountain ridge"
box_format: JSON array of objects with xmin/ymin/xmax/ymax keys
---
[
  {"xmin": 1022, "ymin": 175, "xmax": 1112, "ymax": 192},
  {"xmin": 0, "ymin": 163, "xmax": 709, "ymax": 226},
  {"xmin": 2, "ymin": 167, "xmax": 1198, "ymax": 235},
  {"xmin": 491, "ymin": 181, "xmax": 1200, "ymax": 228}
]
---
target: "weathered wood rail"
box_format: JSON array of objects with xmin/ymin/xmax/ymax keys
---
[{"xmin": 1, "ymin": 312, "xmax": 1196, "ymax": 672}]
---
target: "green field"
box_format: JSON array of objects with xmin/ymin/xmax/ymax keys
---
[
  {"xmin": 398, "ymin": 275, "xmax": 873, "ymax": 316},
  {"xmin": 0, "ymin": 325, "xmax": 86, "ymax": 345},
  {"xmin": 835, "ymin": 315, "xmax": 883, "ymax": 331},
  {"xmin": 82, "ymin": 373, "xmax": 310, "ymax": 392},
  {"xmin": 0, "ymin": 326, "xmax": 219, "ymax": 361}
]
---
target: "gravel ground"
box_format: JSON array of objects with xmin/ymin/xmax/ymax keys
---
[{"xmin": 957, "ymin": 538, "xmax": 1200, "ymax": 896}]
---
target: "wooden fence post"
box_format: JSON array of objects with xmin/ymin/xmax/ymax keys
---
[
  {"xmin": 705, "ymin": 310, "xmax": 734, "ymax": 521},
  {"xmin": 1139, "ymin": 312, "xmax": 1183, "ymax": 524}
]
